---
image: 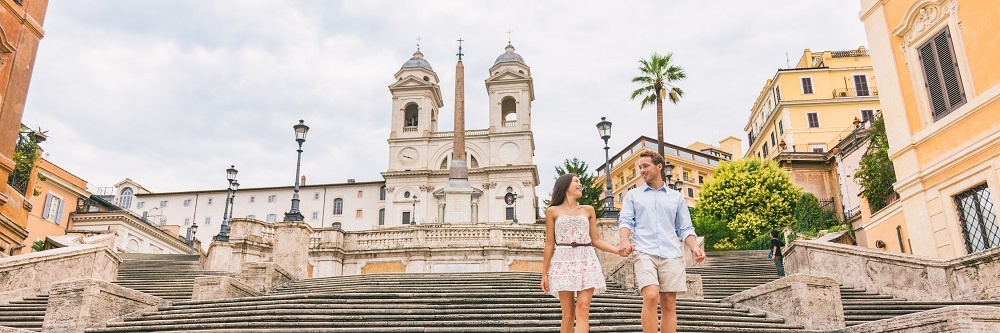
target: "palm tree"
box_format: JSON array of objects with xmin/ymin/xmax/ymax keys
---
[{"xmin": 630, "ymin": 52, "xmax": 686, "ymax": 164}]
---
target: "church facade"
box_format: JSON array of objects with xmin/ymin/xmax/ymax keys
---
[{"xmin": 108, "ymin": 44, "xmax": 540, "ymax": 248}]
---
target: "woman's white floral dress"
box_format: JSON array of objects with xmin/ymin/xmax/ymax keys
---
[{"xmin": 547, "ymin": 215, "xmax": 606, "ymax": 297}]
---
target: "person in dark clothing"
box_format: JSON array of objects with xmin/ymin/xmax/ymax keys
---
[{"xmin": 770, "ymin": 230, "xmax": 786, "ymax": 276}]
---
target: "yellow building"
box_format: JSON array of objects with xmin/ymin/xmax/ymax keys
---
[
  {"xmin": 857, "ymin": 0, "xmax": 1000, "ymax": 259},
  {"xmin": 595, "ymin": 136, "xmax": 740, "ymax": 208},
  {"xmin": 16, "ymin": 158, "xmax": 90, "ymax": 254},
  {"xmin": 743, "ymin": 47, "xmax": 883, "ymax": 216}
]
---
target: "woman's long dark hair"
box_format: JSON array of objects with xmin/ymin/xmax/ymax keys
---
[{"xmin": 549, "ymin": 174, "xmax": 576, "ymax": 207}]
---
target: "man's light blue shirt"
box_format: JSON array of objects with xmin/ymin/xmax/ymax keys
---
[{"xmin": 618, "ymin": 183, "xmax": 697, "ymax": 259}]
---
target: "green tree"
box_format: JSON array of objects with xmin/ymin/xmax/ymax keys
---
[
  {"xmin": 691, "ymin": 206, "xmax": 735, "ymax": 250},
  {"xmin": 854, "ymin": 114, "xmax": 897, "ymax": 212},
  {"xmin": 543, "ymin": 158, "xmax": 603, "ymax": 211},
  {"xmin": 793, "ymin": 193, "xmax": 823, "ymax": 232},
  {"xmin": 630, "ymin": 52, "xmax": 685, "ymax": 161},
  {"xmin": 697, "ymin": 158, "xmax": 801, "ymax": 248}
]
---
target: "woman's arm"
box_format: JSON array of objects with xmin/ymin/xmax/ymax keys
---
[
  {"xmin": 587, "ymin": 206, "xmax": 618, "ymax": 254},
  {"xmin": 541, "ymin": 207, "xmax": 557, "ymax": 292}
]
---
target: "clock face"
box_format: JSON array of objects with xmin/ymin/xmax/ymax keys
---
[{"xmin": 398, "ymin": 147, "xmax": 418, "ymax": 166}]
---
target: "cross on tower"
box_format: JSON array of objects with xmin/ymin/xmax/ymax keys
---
[
  {"xmin": 416, "ymin": 36, "xmax": 421, "ymax": 51},
  {"xmin": 456, "ymin": 38, "xmax": 464, "ymax": 61},
  {"xmin": 506, "ymin": 30, "xmax": 513, "ymax": 44}
]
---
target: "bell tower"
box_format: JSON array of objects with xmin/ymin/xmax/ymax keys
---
[
  {"xmin": 389, "ymin": 50, "xmax": 444, "ymax": 139},
  {"xmin": 485, "ymin": 44, "xmax": 534, "ymax": 133}
]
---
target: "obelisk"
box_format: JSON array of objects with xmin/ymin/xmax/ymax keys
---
[{"xmin": 443, "ymin": 38, "xmax": 474, "ymax": 223}]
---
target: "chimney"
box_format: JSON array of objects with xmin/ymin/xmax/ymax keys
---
[{"xmin": 300, "ymin": 175, "xmax": 306, "ymax": 186}]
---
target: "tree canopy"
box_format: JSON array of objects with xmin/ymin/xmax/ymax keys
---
[{"xmin": 544, "ymin": 158, "xmax": 604, "ymax": 212}]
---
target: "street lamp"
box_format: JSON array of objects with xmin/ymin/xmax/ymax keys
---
[
  {"xmin": 284, "ymin": 120, "xmax": 310, "ymax": 222},
  {"xmin": 215, "ymin": 165, "xmax": 239, "ymax": 242},
  {"xmin": 411, "ymin": 195, "xmax": 418, "ymax": 225},
  {"xmin": 596, "ymin": 117, "xmax": 619, "ymax": 218}
]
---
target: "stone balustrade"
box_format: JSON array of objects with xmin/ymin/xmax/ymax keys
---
[
  {"xmin": 785, "ymin": 238, "xmax": 1000, "ymax": 301},
  {"xmin": 310, "ymin": 223, "xmax": 545, "ymax": 252},
  {"xmin": 0, "ymin": 245, "xmax": 120, "ymax": 304}
]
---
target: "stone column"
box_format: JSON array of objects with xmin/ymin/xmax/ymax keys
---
[
  {"xmin": 271, "ymin": 221, "xmax": 313, "ymax": 279},
  {"xmin": 204, "ymin": 241, "xmax": 237, "ymax": 273},
  {"xmin": 42, "ymin": 279, "xmax": 169, "ymax": 333}
]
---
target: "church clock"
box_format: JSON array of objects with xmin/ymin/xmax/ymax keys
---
[{"xmin": 397, "ymin": 147, "xmax": 419, "ymax": 166}]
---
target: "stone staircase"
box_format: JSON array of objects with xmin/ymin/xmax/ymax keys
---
[{"xmin": 0, "ymin": 294, "xmax": 47, "ymax": 331}]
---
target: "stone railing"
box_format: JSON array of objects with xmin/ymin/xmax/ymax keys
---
[
  {"xmin": 0, "ymin": 245, "xmax": 120, "ymax": 304},
  {"xmin": 785, "ymin": 239, "xmax": 1000, "ymax": 301},
  {"xmin": 313, "ymin": 223, "xmax": 545, "ymax": 252}
]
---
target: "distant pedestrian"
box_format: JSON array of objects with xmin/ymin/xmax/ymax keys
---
[
  {"xmin": 770, "ymin": 230, "xmax": 786, "ymax": 276},
  {"xmin": 541, "ymin": 174, "xmax": 621, "ymax": 333}
]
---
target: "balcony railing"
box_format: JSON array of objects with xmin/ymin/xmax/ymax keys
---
[
  {"xmin": 402, "ymin": 126, "xmax": 417, "ymax": 133},
  {"xmin": 833, "ymin": 87, "xmax": 879, "ymax": 98},
  {"xmin": 502, "ymin": 120, "xmax": 517, "ymax": 127}
]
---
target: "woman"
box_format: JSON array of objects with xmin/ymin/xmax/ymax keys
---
[{"xmin": 541, "ymin": 174, "xmax": 620, "ymax": 333}]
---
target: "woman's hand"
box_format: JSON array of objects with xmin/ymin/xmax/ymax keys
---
[{"xmin": 540, "ymin": 275, "xmax": 549, "ymax": 293}]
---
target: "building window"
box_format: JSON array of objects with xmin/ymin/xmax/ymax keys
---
[
  {"xmin": 184, "ymin": 218, "xmax": 190, "ymax": 226},
  {"xmin": 919, "ymin": 28, "xmax": 966, "ymax": 121},
  {"xmin": 506, "ymin": 207, "xmax": 515, "ymax": 221},
  {"xmin": 778, "ymin": 120, "xmax": 784, "ymax": 134},
  {"xmin": 762, "ymin": 145, "xmax": 769, "ymax": 157},
  {"xmin": 207, "ymin": 198, "xmax": 213, "ymax": 205},
  {"xmin": 379, "ymin": 186, "xmax": 386, "ymax": 201},
  {"xmin": 402, "ymin": 211, "xmax": 411, "ymax": 224},
  {"xmin": 853, "ymin": 74, "xmax": 870, "ymax": 97},
  {"xmin": 801, "ymin": 77, "xmax": 813, "ymax": 94},
  {"xmin": 807, "ymin": 113, "xmax": 820, "ymax": 128},
  {"xmin": 312, "ymin": 212, "xmax": 319, "ymax": 220},
  {"xmin": 774, "ymin": 85, "xmax": 781, "ymax": 101},
  {"xmin": 332, "ymin": 222, "xmax": 342, "ymax": 229},
  {"xmin": 355, "ymin": 209, "xmax": 362, "ymax": 219},
  {"xmin": 205, "ymin": 217, "xmax": 211, "ymax": 225},
  {"xmin": 137, "ymin": 202, "xmax": 145, "ymax": 209},
  {"xmin": 810, "ymin": 144, "xmax": 825, "ymax": 153},
  {"xmin": 378, "ymin": 209, "xmax": 385, "ymax": 226},
  {"xmin": 861, "ymin": 109, "xmax": 875, "ymax": 123},
  {"xmin": 249, "ymin": 196, "xmax": 255, "ymax": 203},
  {"xmin": 266, "ymin": 214, "xmax": 277, "ymax": 222},
  {"xmin": 682, "ymin": 172, "xmax": 689, "ymax": 182},
  {"xmin": 247, "ymin": 214, "xmax": 256, "ymax": 219},
  {"xmin": 954, "ymin": 184, "xmax": 998, "ymax": 254},
  {"xmin": 159, "ymin": 217, "xmax": 167, "ymax": 226},
  {"xmin": 687, "ymin": 188, "xmax": 694, "ymax": 198},
  {"xmin": 357, "ymin": 190, "xmax": 363, "ymax": 198},
  {"xmin": 119, "ymin": 187, "xmax": 133, "ymax": 209},
  {"xmin": 314, "ymin": 192, "xmax": 320, "ymax": 200},
  {"xmin": 43, "ymin": 194, "xmax": 65, "ymax": 224},
  {"xmin": 268, "ymin": 195, "xmax": 276, "ymax": 203},
  {"xmin": 333, "ymin": 198, "xmax": 344, "ymax": 215},
  {"xmin": 183, "ymin": 199, "xmax": 192, "ymax": 207},
  {"xmin": 770, "ymin": 132, "xmax": 776, "ymax": 147},
  {"xmin": 699, "ymin": 176, "xmax": 704, "ymax": 184}
]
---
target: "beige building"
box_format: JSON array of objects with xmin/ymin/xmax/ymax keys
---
[
  {"xmin": 856, "ymin": 0, "xmax": 1000, "ymax": 258},
  {"xmin": 595, "ymin": 136, "xmax": 739, "ymax": 208},
  {"xmin": 744, "ymin": 47, "xmax": 883, "ymax": 217}
]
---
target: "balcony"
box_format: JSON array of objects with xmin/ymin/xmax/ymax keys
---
[
  {"xmin": 402, "ymin": 126, "xmax": 418, "ymax": 133},
  {"xmin": 832, "ymin": 87, "xmax": 879, "ymax": 98},
  {"xmin": 502, "ymin": 120, "xmax": 517, "ymax": 128}
]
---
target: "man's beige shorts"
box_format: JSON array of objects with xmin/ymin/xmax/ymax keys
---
[{"xmin": 634, "ymin": 252, "xmax": 687, "ymax": 293}]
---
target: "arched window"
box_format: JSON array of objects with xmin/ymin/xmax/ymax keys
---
[
  {"xmin": 378, "ymin": 208, "xmax": 385, "ymax": 226},
  {"xmin": 379, "ymin": 186, "xmax": 386, "ymax": 201},
  {"xmin": 501, "ymin": 97, "xmax": 517, "ymax": 126},
  {"xmin": 470, "ymin": 155, "xmax": 479, "ymax": 168},
  {"xmin": 440, "ymin": 157, "xmax": 449, "ymax": 170},
  {"xmin": 119, "ymin": 187, "xmax": 133, "ymax": 209},
  {"xmin": 126, "ymin": 239, "xmax": 140, "ymax": 252},
  {"xmin": 333, "ymin": 198, "xmax": 344, "ymax": 215},
  {"xmin": 404, "ymin": 103, "xmax": 419, "ymax": 127},
  {"xmin": 332, "ymin": 222, "xmax": 342, "ymax": 229}
]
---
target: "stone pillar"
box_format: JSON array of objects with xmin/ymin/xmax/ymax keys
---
[
  {"xmin": 679, "ymin": 274, "xmax": 704, "ymax": 300},
  {"xmin": 204, "ymin": 241, "xmax": 237, "ymax": 273},
  {"xmin": 238, "ymin": 262, "xmax": 293, "ymax": 293},
  {"xmin": 191, "ymin": 276, "xmax": 259, "ymax": 300},
  {"xmin": 42, "ymin": 279, "xmax": 169, "ymax": 333},
  {"xmin": 724, "ymin": 274, "xmax": 845, "ymax": 330},
  {"xmin": 271, "ymin": 221, "xmax": 313, "ymax": 279},
  {"xmin": 437, "ymin": 203, "xmax": 445, "ymax": 223}
]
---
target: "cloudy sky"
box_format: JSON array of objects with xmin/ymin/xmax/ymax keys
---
[{"xmin": 23, "ymin": 1, "xmax": 868, "ymax": 203}]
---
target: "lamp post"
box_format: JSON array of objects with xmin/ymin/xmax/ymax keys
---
[
  {"xmin": 664, "ymin": 162, "xmax": 675, "ymax": 189},
  {"xmin": 214, "ymin": 165, "xmax": 239, "ymax": 242},
  {"xmin": 284, "ymin": 120, "xmax": 310, "ymax": 222},
  {"xmin": 596, "ymin": 117, "xmax": 619, "ymax": 218},
  {"xmin": 411, "ymin": 195, "xmax": 418, "ymax": 225}
]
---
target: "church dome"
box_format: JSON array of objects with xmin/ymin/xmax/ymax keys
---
[
  {"xmin": 401, "ymin": 50, "xmax": 433, "ymax": 71},
  {"xmin": 493, "ymin": 44, "xmax": 527, "ymax": 67}
]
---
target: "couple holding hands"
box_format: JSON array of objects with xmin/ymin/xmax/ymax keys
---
[{"xmin": 541, "ymin": 150, "xmax": 706, "ymax": 333}]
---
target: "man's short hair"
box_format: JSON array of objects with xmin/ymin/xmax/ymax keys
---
[{"xmin": 638, "ymin": 150, "xmax": 665, "ymax": 167}]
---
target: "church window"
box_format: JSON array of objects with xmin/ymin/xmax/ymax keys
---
[
  {"xmin": 333, "ymin": 198, "xmax": 344, "ymax": 215},
  {"xmin": 379, "ymin": 186, "xmax": 386, "ymax": 201},
  {"xmin": 378, "ymin": 209, "xmax": 385, "ymax": 226},
  {"xmin": 440, "ymin": 158, "xmax": 449, "ymax": 170},
  {"xmin": 506, "ymin": 207, "xmax": 515, "ymax": 221},
  {"xmin": 501, "ymin": 97, "xmax": 517, "ymax": 125},
  {"xmin": 404, "ymin": 103, "xmax": 419, "ymax": 127},
  {"xmin": 119, "ymin": 187, "xmax": 133, "ymax": 209},
  {"xmin": 423, "ymin": 76, "xmax": 429, "ymax": 81},
  {"xmin": 470, "ymin": 155, "xmax": 479, "ymax": 168},
  {"xmin": 402, "ymin": 211, "xmax": 411, "ymax": 224}
]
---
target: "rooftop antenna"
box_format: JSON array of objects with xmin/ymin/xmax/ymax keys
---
[
  {"xmin": 456, "ymin": 38, "xmax": 464, "ymax": 61},
  {"xmin": 785, "ymin": 52, "xmax": 790, "ymax": 68}
]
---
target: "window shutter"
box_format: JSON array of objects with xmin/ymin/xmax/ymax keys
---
[
  {"xmin": 42, "ymin": 194, "xmax": 52, "ymax": 220},
  {"xmin": 919, "ymin": 42, "xmax": 948, "ymax": 118},
  {"xmin": 55, "ymin": 198, "xmax": 65, "ymax": 224},
  {"xmin": 935, "ymin": 28, "xmax": 966, "ymax": 113}
]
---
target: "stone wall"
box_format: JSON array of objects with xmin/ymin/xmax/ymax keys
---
[
  {"xmin": 42, "ymin": 279, "xmax": 168, "ymax": 333},
  {"xmin": 785, "ymin": 239, "xmax": 1000, "ymax": 301},
  {"xmin": 0, "ymin": 245, "xmax": 119, "ymax": 304},
  {"xmin": 724, "ymin": 274, "xmax": 845, "ymax": 330},
  {"xmin": 836, "ymin": 305, "xmax": 1000, "ymax": 333}
]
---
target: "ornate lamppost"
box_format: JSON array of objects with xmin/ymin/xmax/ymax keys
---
[
  {"xmin": 410, "ymin": 195, "xmax": 418, "ymax": 225},
  {"xmin": 283, "ymin": 120, "xmax": 310, "ymax": 222},
  {"xmin": 214, "ymin": 165, "xmax": 239, "ymax": 242},
  {"xmin": 596, "ymin": 117, "xmax": 619, "ymax": 218}
]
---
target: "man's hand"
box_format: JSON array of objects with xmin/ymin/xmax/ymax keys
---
[
  {"xmin": 618, "ymin": 240, "xmax": 634, "ymax": 257},
  {"xmin": 540, "ymin": 275, "xmax": 549, "ymax": 293},
  {"xmin": 692, "ymin": 247, "xmax": 706, "ymax": 263}
]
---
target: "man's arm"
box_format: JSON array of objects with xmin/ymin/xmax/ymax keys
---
[
  {"xmin": 617, "ymin": 190, "xmax": 636, "ymax": 256},
  {"xmin": 675, "ymin": 196, "xmax": 704, "ymax": 262}
]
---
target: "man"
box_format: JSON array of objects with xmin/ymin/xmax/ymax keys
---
[{"xmin": 618, "ymin": 150, "xmax": 706, "ymax": 333}]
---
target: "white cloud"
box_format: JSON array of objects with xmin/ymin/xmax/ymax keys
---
[{"xmin": 24, "ymin": 0, "xmax": 868, "ymax": 206}]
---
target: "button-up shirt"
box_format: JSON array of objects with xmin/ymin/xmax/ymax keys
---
[{"xmin": 618, "ymin": 184, "xmax": 697, "ymax": 259}]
